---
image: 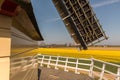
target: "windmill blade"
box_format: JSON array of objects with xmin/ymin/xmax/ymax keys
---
[{"xmin": 52, "ymin": 0, "xmax": 108, "ymax": 50}]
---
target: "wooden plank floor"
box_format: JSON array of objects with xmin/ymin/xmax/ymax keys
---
[
  {"xmin": 40, "ymin": 67, "xmax": 94, "ymax": 80},
  {"xmin": 10, "ymin": 66, "xmax": 94, "ymax": 80}
]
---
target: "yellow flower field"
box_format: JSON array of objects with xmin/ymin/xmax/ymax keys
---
[{"xmin": 37, "ymin": 47, "xmax": 120, "ymax": 63}]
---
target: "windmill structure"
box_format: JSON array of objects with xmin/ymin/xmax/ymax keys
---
[{"xmin": 0, "ymin": 0, "xmax": 108, "ymax": 80}]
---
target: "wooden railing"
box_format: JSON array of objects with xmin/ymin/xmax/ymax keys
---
[
  {"xmin": 37, "ymin": 54, "xmax": 120, "ymax": 80},
  {"xmin": 10, "ymin": 54, "xmax": 120, "ymax": 80}
]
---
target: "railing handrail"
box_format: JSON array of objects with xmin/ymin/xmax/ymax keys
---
[
  {"xmin": 93, "ymin": 58, "xmax": 120, "ymax": 68},
  {"xmin": 37, "ymin": 54, "xmax": 120, "ymax": 68}
]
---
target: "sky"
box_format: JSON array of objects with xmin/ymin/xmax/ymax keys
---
[{"xmin": 31, "ymin": 0, "xmax": 120, "ymax": 45}]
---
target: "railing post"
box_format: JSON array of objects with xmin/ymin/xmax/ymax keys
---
[
  {"xmin": 75, "ymin": 59, "xmax": 80, "ymax": 74},
  {"xmin": 89, "ymin": 58, "xmax": 94, "ymax": 78},
  {"xmin": 40, "ymin": 55, "xmax": 44, "ymax": 67},
  {"xmin": 55, "ymin": 56, "xmax": 59, "ymax": 70},
  {"xmin": 64, "ymin": 57, "xmax": 68, "ymax": 72},
  {"xmin": 47, "ymin": 56, "xmax": 51, "ymax": 68},
  {"xmin": 116, "ymin": 67, "xmax": 120, "ymax": 80},
  {"xmin": 99, "ymin": 63, "xmax": 106, "ymax": 80}
]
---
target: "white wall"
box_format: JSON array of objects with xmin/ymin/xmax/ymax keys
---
[{"xmin": 0, "ymin": 14, "xmax": 12, "ymax": 80}]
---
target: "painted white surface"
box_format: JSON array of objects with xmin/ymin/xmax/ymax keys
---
[
  {"xmin": 0, "ymin": 58, "xmax": 10, "ymax": 80},
  {"xmin": 0, "ymin": 37, "xmax": 11, "ymax": 56}
]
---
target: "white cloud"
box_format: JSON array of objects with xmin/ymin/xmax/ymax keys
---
[
  {"xmin": 92, "ymin": 0, "xmax": 120, "ymax": 8},
  {"xmin": 45, "ymin": 17, "xmax": 61, "ymax": 23}
]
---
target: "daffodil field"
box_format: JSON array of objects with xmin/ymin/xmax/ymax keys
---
[{"xmin": 38, "ymin": 48, "xmax": 120, "ymax": 64}]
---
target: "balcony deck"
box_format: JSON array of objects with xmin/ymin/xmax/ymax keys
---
[{"xmin": 40, "ymin": 67, "xmax": 93, "ymax": 80}]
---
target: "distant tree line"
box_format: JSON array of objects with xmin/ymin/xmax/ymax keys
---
[{"xmin": 38, "ymin": 42, "xmax": 120, "ymax": 48}]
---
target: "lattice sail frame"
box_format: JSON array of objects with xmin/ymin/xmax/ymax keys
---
[{"xmin": 52, "ymin": 0, "xmax": 107, "ymax": 49}]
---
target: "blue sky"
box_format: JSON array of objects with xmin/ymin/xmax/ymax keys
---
[{"xmin": 32, "ymin": 0, "xmax": 120, "ymax": 45}]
